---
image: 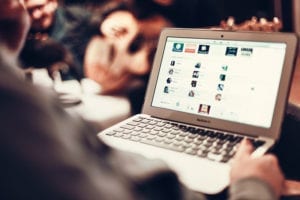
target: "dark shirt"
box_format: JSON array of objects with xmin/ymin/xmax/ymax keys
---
[{"xmin": 50, "ymin": 6, "xmax": 92, "ymax": 79}]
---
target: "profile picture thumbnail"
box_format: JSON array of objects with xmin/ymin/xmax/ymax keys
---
[
  {"xmin": 221, "ymin": 65, "xmax": 228, "ymax": 71},
  {"xmin": 225, "ymin": 47, "xmax": 238, "ymax": 56},
  {"xmin": 191, "ymin": 80, "xmax": 197, "ymax": 87},
  {"xmin": 198, "ymin": 45, "xmax": 210, "ymax": 54},
  {"xmin": 195, "ymin": 62, "xmax": 201, "ymax": 68},
  {"xmin": 172, "ymin": 43, "xmax": 184, "ymax": 52},
  {"xmin": 219, "ymin": 74, "xmax": 226, "ymax": 81},
  {"xmin": 217, "ymin": 84, "xmax": 224, "ymax": 91},
  {"xmin": 198, "ymin": 104, "xmax": 211, "ymax": 114},
  {"xmin": 192, "ymin": 71, "xmax": 199, "ymax": 78},
  {"xmin": 166, "ymin": 77, "xmax": 172, "ymax": 84},
  {"xmin": 164, "ymin": 86, "xmax": 169, "ymax": 93},
  {"xmin": 188, "ymin": 90, "xmax": 195, "ymax": 97},
  {"xmin": 215, "ymin": 93, "xmax": 222, "ymax": 101}
]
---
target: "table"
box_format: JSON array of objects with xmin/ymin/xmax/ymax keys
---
[
  {"xmin": 31, "ymin": 69, "xmax": 131, "ymax": 132},
  {"xmin": 64, "ymin": 92, "xmax": 131, "ymax": 131}
]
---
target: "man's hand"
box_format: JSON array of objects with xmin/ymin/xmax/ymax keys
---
[{"xmin": 230, "ymin": 139, "xmax": 284, "ymax": 198}]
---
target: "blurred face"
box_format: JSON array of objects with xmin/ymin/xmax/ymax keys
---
[
  {"xmin": 0, "ymin": 0, "xmax": 30, "ymax": 55},
  {"xmin": 98, "ymin": 10, "xmax": 170, "ymax": 76},
  {"xmin": 99, "ymin": 11, "xmax": 142, "ymax": 75},
  {"xmin": 24, "ymin": 0, "xmax": 58, "ymax": 32}
]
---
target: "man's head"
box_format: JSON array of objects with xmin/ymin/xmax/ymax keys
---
[
  {"xmin": 0, "ymin": 0, "xmax": 30, "ymax": 58},
  {"xmin": 24, "ymin": 0, "xmax": 58, "ymax": 32}
]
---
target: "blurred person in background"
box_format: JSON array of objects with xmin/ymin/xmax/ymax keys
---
[
  {"xmin": 20, "ymin": 0, "xmax": 92, "ymax": 80},
  {"xmin": 84, "ymin": 1, "xmax": 172, "ymax": 114}
]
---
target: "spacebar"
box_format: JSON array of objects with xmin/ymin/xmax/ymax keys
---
[{"xmin": 140, "ymin": 139, "xmax": 185, "ymax": 152}]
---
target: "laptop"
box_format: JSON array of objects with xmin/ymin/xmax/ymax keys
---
[{"xmin": 98, "ymin": 28, "xmax": 298, "ymax": 194}]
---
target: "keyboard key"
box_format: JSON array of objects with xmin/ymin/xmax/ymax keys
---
[
  {"xmin": 115, "ymin": 128, "xmax": 124, "ymax": 132},
  {"xmin": 140, "ymin": 139, "xmax": 185, "ymax": 152},
  {"xmin": 207, "ymin": 152, "xmax": 223, "ymax": 162},
  {"xmin": 207, "ymin": 131, "xmax": 217, "ymax": 138},
  {"xmin": 197, "ymin": 150, "xmax": 208, "ymax": 158},
  {"xmin": 158, "ymin": 132, "xmax": 167, "ymax": 137},
  {"xmin": 179, "ymin": 132, "xmax": 189, "ymax": 137},
  {"xmin": 127, "ymin": 121, "xmax": 140, "ymax": 126},
  {"xmin": 162, "ymin": 128, "xmax": 171, "ymax": 133},
  {"xmin": 221, "ymin": 156, "xmax": 230, "ymax": 163},
  {"xmin": 138, "ymin": 123, "xmax": 147, "ymax": 128},
  {"xmin": 114, "ymin": 132, "xmax": 123, "ymax": 137},
  {"xmin": 185, "ymin": 148, "xmax": 197, "ymax": 155},
  {"xmin": 121, "ymin": 134, "xmax": 131, "ymax": 139},
  {"xmin": 105, "ymin": 131, "xmax": 116, "ymax": 136},
  {"xmin": 132, "ymin": 117, "xmax": 143, "ymax": 122},
  {"xmin": 148, "ymin": 120, "xmax": 158, "ymax": 125},
  {"xmin": 123, "ymin": 129, "xmax": 132, "ymax": 134},
  {"xmin": 141, "ymin": 119, "xmax": 151, "ymax": 124},
  {"xmin": 134, "ymin": 127, "xmax": 142, "ymax": 132},
  {"xmin": 154, "ymin": 127, "xmax": 163, "ymax": 131},
  {"xmin": 157, "ymin": 122, "xmax": 166, "ymax": 127},
  {"xmin": 164, "ymin": 124, "xmax": 173, "ymax": 128},
  {"xmin": 194, "ymin": 139, "xmax": 203, "ymax": 145},
  {"xmin": 198, "ymin": 129, "xmax": 207, "ymax": 136},
  {"xmin": 164, "ymin": 139, "xmax": 173, "ymax": 145},
  {"xmin": 184, "ymin": 137, "xmax": 193, "ymax": 143},
  {"xmin": 175, "ymin": 136, "xmax": 185, "ymax": 141},
  {"xmin": 147, "ymin": 135, "xmax": 156, "ymax": 140},
  {"xmin": 130, "ymin": 136, "xmax": 141, "ymax": 142},
  {"xmin": 253, "ymin": 140, "xmax": 265, "ymax": 148},
  {"xmin": 216, "ymin": 132, "xmax": 226, "ymax": 140},
  {"xmin": 121, "ymin": 125, "xmax": 134, "ymax": 130},
  {"xmin": 187, "ymin": 133, "xmax": 198, "ymax": 139},
  {"xmin": 187, "ymin": 127, "xmax": 197, "ymax": 133},
  {"xmin": 146, "ymin": 125, "xmax": 155, "ymax": 129},
  {"xmin": 142, "ymin": 129, "xmax": 150, "ymax": 133},
  {"xmin": 166, "ymin": 134, "xmax": 176, "ymax": 139},
  {"xmin": 155, "ymin": 137, "xmax": 164, "ymax": 143}
]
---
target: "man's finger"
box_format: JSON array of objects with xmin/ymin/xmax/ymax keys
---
[{"xmin": 234, "ymin": 139, "xmax": 254, "ymax": 160}]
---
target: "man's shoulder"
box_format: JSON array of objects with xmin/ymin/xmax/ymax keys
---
[
  {"xmin": 53, "ymin": 5, "xmax": 92, "ymax": 38},
  {"xmin": 57, "ymin": 5, "xmax": 91, "ymax": 22},
  {"xmin": 0, "ymin": 67, "xmax": 53, "ymax": 108}
]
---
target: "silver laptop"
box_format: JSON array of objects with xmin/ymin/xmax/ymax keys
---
[{"xmin": 98, "ymin": 28, "xmax": 298, "ymax": 194}]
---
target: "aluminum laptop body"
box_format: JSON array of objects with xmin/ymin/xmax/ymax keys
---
[{"xmin": 98, "ymin": 28, "xmax": 298, "ymax": 194}]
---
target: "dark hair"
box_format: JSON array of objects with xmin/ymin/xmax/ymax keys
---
[{"xmin": 86, "ymin": 2, "xmax": 132, "ymax": 36}]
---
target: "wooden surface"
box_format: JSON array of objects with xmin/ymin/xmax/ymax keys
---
[{"xmin": 289, "ymin": 53, "xmax": 300, "ymax": 106}]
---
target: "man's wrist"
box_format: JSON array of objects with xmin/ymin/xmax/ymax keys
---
[{"xmin": 229, "ymin": 177, "xmax": 277, "ymax": 200}]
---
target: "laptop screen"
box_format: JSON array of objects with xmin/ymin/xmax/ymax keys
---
[{"xmin": 151, "ymin": 37, "xmax": 287, "ymax": 128}]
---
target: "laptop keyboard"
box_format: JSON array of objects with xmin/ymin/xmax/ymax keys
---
[{"xmin": 104, "ymin": 116, "xmax": 265, "ymax": 163}]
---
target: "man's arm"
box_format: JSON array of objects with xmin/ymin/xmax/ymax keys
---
[{"xmin": 229, "ymin": 139, "xmax": 284, "ymax": 199}]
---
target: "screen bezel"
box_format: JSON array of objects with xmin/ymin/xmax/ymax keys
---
[{"xmin": 142, "ymin": 28, "xmax": 297, "ymax": 140}]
